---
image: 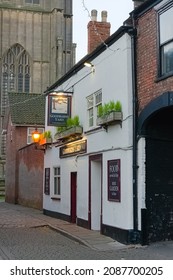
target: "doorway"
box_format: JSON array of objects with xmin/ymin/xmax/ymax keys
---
[
  {"xmin": 89, "ymin": 154, "xmax": 102, "ymax": 231},
  {"xmin": 146, "ymin": 107, "xmax": 173, "ymax": 242},
  {"xmin": 71, "ymin": 172, "xmax": 77, "ymax": 223}
]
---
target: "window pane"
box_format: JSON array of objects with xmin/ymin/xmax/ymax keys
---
[
  {"xmin": 95, "ymin": 91, "xmax": 102, "ymax": 105},
  {"xmin": 54, "ymin": 167, "xmax": 60, "ymax": 176},
  {"xmin": 89, "ymin": 108, "xmax": 93, "ymax": 127},
  {"xmin": 25, "ymin": 74, "xmax": 30, "ymax": 93},
  {"xmin": 87, "ymin": 95, "xmax": 93, "ymax": 109},
  {"xmin": 160, "ymin": 7, "xmax": 173, "ymax": 44},
  {"xmin": 18, "ymin": 73, "xmax": 23, "ymax": 92},
  {"xmin": 54, "ymin": 177, "xmax": 60, "ymax": 195},
  {"xmin": 161, "ymin": 42, "xmax": 173, "ymax": 75}
]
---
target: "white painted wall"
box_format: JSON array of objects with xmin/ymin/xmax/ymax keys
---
[{"xmin": 43, "ymin": 32, "xmax": 134, "ymax": 231}]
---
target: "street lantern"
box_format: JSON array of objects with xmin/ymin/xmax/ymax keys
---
[{"xmin": 32, "ymin": 128, "xmax": 41, "ymax": 143}]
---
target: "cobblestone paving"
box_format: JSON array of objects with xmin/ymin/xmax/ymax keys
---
[
  {"xmin": 0, "ymin": 226, "xmax": 173, "ymax": 260},
  {"xmin": 0, "ymin": 202, "xmax": 173, "ymax": 260}
]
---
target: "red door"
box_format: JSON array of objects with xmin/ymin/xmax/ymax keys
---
[{"xmin": 71, "ymin": 172, "xmax": 77, "ymax": 223}]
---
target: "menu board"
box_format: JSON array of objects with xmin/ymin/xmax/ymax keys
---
[
  {"xmin": 108, "ymin": 159, "xmax": 121, "ymax": 202},
  {"xmin": 44, "ymin": 168, "xmax": 50, "ymax": 195}
]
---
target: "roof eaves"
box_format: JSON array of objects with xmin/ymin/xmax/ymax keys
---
[
  {"xmin": 45, "ymin": 25, "xmax": 133, "ymax": 95},
  {"xmin": 131, "ymin": 0, "xmax": 162, "ymax": 18}
]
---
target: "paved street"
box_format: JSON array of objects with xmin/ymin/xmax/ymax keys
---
[{"xmin": 0, "ymin": 202, "xmax": 173, "ymax": 259}]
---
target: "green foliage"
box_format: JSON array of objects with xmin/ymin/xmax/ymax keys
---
[
  {"xmin": 114, "ymin": 101, "xmax": 122, "ymax": 112},
  {"xmin": 56, "ymin": 115, "xmax": 80, "ymax": 133},
  {"xmin": 43, "ymin": 130, "xmax": 52, "ymax": 138},
  {"xmin": 97, "ymin": 101, "xmax": 122, "ymax": 117}
]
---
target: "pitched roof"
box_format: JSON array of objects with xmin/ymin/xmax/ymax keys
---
[
  {"xmin": 45, "ymin": 25, "xmax": 134, "ymax": 94},
  {"xmin": 8, "ymin": 93, "xmax": 45, "ymax": 126}
]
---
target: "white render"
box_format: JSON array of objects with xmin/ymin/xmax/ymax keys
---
[{"xmin": 43, "ymin": 32, "xmax": 134, "ymax": 236}]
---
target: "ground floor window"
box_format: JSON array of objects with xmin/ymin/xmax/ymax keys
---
[{"xmin": 54, "ymin": 167, "xmax": 61, "ymax": 196}]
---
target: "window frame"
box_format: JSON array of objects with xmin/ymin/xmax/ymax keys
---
[
  {"xmin": 86, "ymin": 90, "xmax": 102, "ymax": 129},
  {"xmin": 53, "ymin": 166, "xmax": 61, "ymax": 198},
  {"xmin": 27, "ymin": 127, "xmax": 44, "ymax": 144},
  {"xmin": 158, "ymin": 3, "xmax": 173, "ymax": 78}
]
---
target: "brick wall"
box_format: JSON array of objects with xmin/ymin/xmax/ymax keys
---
[
  {"xmin": 18, "ymin": 144, "xmax": 44, "ymax": 210},
  {"xmin": 5, "ymin": 123, "xmax": 28, "ymax": 203},
  {"xmin": 5, "ymin": 122, "xmax": 44, "ymax": 209},
  {"xmin": 136, "ymin": 8, "xmax": 173, "ymax": 112},
  {"xmin": 87, "ymin": 10, "xmax": 111, "ymax": 53}
]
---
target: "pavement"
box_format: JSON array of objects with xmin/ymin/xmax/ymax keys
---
[{"xmin": 0, "ymin": 201, "xmax": 133, "ymax": 258}]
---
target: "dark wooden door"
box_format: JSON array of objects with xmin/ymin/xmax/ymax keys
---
[{"xmin": 146, "ymin": 138, "xmax": 173, "ymax": 242}]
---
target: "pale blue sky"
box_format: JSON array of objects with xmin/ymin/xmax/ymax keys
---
[{"xmin": 73, "ymin": 0, "xmax": 134, "ymax": 62}]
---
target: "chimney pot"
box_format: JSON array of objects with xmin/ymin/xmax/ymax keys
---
[
  {"xmin": 101, "ymin": 10, "xmax": 107, "ymax": 22},
  {"xmin": 88, "ymin": 10, "xmax": 110, "ymax": 53},
  {"xmin": 91, "ymin": 9, "xmax": 97, "ymax": 21}
]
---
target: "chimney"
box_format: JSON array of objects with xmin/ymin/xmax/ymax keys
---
[
  {"xmin": 132, "ymin": 0, "xmax": 146, "ymax": 8},
  {"xmin": 87, "ymin": 10, "xmax": 111, "ymax": 53}
]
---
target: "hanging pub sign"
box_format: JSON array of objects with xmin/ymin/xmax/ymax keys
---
[
  {"xmin": 48, "ymin": 93, "xmax": 72, "ymax": 126},
  {"xmin": 108, "ymin": 159, "xmax": 121, "ymax": 202}
]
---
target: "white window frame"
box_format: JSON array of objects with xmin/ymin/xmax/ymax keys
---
[
  {"xmin": 53, "ymin": 166, "xmax": 61, "ymax": 197},
  {"xmin": 27, "ymin": 127, "xmax": 44, "ymax": 144},
  {"xmin": 87, "ymin": 89, "xmax": 102, "ymax": 128}
]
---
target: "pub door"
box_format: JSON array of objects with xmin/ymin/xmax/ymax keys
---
[
  {"xmin": 89, "ymin": 155, "xmax": 102, "ymax": 231},
  {"xmin": 71, "ymin": 172, "xmax": 77, "ymax": 223}
]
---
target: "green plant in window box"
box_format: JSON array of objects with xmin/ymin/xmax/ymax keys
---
[
  {"xmin": 40, "ymin": 130, "xmax": 52, "ymax": 145},
  {"xmin": 55, "ymin": 115, "xmax": 83, "ymax": 140},
  {"xmin": 97, "ymin": 100, "xmax": 122, "ymax": 126}
]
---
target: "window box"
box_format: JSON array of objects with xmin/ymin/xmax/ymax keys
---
[
  {"xmin": 55, "ymin": 126, "xmax": 83, "ymax": 140},
  {"xmin": 39, "ymin": 137, "xmax": 52, "ymax": 146},
  {"xmin": 96, "ymin": 111, "xmax": 123, "ymax": 126}
]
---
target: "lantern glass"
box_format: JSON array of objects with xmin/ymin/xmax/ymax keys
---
[{"xmin": 32, "ymin": 129, "xmax": 41, "ymax": 143}]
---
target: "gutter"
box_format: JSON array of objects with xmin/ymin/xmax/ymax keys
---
[{"xmin": 127, "ymin": 23, "xmax": 139, "ymax": 242}]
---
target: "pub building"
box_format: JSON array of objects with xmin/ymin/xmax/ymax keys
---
[
  {"xmin": 42, "ymin": 10, "xmax": 135, "ymax": 245},
  {"xmin": 43, "ymin": 0, "xmax": 173, "ymax": 244}
]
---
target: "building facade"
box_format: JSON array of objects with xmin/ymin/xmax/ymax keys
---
[
  {"xmin": 133, "ymin": 0, "xmax": 173, "ymax": 243},
  {"xmin": 42, "ymin": 25, "xmax": 135, "ymax": 244},
  {"xmin": 5, "ymin": 92, "xmax": 45, "ymax": 205},
  {"xmin": 42, "ymin": 0, "xmax": 173, "ymax": 245},
  {"xmin": 0, "ymin": 0, "xmax": 75, "ymax": 183}
]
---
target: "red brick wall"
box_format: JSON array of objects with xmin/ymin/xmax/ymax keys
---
[
  {"xmin": 18, "ymin": 144, "xmax": 44, "ymax": 210},
  {"xmin": 136, "ymin": 8, "xmax": 173, "ymax": 112},
  {"xmin": 5, "ymin": 122, "xmax": 28, "ymax": 203},
  {"xmin": 5, "ymin": 121, "xmax": 44, "ymax": 209},
  {"xmin": 88, "ymin": 21, "xmax": 111, "ymax": 53}
]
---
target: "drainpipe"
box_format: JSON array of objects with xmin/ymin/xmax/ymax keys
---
[{"xmin": 128, "ymin": 18, "xmax": 138, "ymax": 242}]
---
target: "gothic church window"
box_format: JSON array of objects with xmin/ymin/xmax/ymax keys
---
[{"xmin": 1, "ymin": 44, "xmax": 31, "ymax": 116}]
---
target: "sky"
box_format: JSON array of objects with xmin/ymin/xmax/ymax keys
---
[{"xmin": 73, "ymin": 0, "xmax": 134, "ymax": 62}]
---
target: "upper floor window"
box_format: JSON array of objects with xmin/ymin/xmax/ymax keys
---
[
  {"xmin": 25, "ymin": 0, "xmax": 40, "ymax": 4},
  {"xmin": 87, "ymin": 90, "xmax": 102, "ymax": 128},
  {"xmin": 159, "ymin": 5, "xmax": 173, "ymax": 76}
]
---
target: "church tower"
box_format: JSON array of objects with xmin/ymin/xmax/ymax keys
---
[{"xmin": 0, "ymin": 0, "xmax": 75, "ymax": 182}]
